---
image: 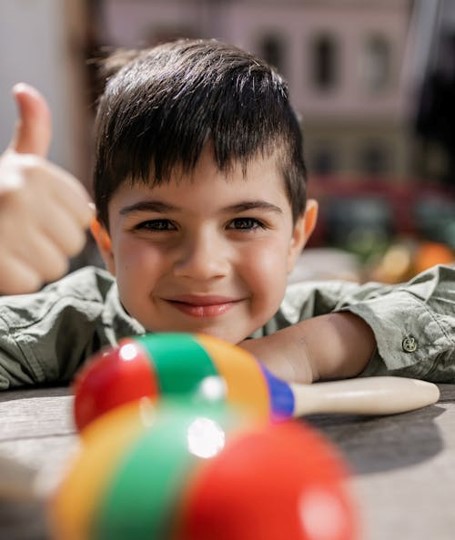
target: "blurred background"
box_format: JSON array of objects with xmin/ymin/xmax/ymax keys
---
[{"xmin": 1, "ymin": 0, "xmax": 454, "ymax": 283}]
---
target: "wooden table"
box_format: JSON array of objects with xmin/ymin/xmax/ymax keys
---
[{"xmin": 1, "ymin": 384, "xmax": 454, "ymax": 539}]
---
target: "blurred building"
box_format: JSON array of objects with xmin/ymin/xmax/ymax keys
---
[{"xmin": 2, "ymin": 0, "xmax": 444, "ymax": 185}]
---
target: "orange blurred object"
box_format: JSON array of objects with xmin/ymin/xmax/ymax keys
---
[{"xmin": 414, "ymin": 242, "xmax": 455, "ymax": 274}]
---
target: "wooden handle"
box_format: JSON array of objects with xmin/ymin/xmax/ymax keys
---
[{"xmin": 291, "ymin": 376, "xmax": 440, "ymax": 416}]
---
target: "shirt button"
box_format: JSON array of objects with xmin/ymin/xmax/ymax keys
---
[{"xmin": 402, "ymin": 336, "xmax": 418, "ymax": 353}]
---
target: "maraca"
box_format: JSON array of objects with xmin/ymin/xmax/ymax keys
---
[
  {"xmin": 49, "ymin": 399, "xmax": 359, "ymax": 540},
  {"xmin": 74, "ymin": 332, "xmax": 440, "ymax": 431}
]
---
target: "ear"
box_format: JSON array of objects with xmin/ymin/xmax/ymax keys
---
[
  {"xmin": 90, "ymin": 218, "xmax": 116, "ymax": 275},
  {"xmin": 287, "ymin": 199, "xmax": 318, "ymax": 272}
]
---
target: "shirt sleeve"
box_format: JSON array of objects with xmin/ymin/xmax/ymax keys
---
[
  {"xmin": 0, "ymin": 312, "xmax": 44, "ymax": 388},
  {"xmin": 0, "ymin": 267, "xmax": 138, "ymax": 390},
  {"xmin": 279, "ymin": 264, "xmax": 455, "ymax": 382},
  {"xmin": 0, "ymin": 287, "xmax": 104, "ymax": 390},
  {"xmin": 344, "ymin": 266, "xmax": 455, "ymax": 382}
]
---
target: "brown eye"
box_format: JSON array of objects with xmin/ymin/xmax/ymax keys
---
[
  {"xmin": 136, "ymin": 219, "xmax": 176, "ymax": 231},
  {"xmin": 228, "ymin": 218, "xmax": 265, "ymax": 230}
]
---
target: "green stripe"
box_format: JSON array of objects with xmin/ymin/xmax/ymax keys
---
[
  {"xmin": 137, "ymin": 333, "xmax": 219, "ymax": 395},
  {"xmin": 92, "ymin": 401, "xmax": 235, "ymax": 539}
]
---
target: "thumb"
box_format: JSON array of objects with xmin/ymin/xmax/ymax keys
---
[{"xmin": 9, "ymin": 83, "xmax": 51, "ymax": 157}]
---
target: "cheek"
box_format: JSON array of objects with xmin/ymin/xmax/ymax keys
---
[
  {"xmin": 241, "ymin": 241, "xmax": 290, "ymax": 299},
  {"xmin": 115, "ymin": 238, "xmax": 164, "ymax": 286}
]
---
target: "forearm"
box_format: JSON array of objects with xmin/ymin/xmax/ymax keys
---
[
  {"xmin": 241, "ymin": 312, "xmax": 376, "ymax": 384},
  {"xmin": 294, "ymin": 312, "xmax": 376, "ymax": 381}
]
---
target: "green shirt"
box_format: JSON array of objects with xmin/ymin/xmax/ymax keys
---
[{"xmin": 0, "ymin": 265, "xmax": 454, "ymax": 389}]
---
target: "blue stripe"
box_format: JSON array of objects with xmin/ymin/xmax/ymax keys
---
[{"xmin": 260, "ymin": 366, "xmax": 295, "ymax": 420}]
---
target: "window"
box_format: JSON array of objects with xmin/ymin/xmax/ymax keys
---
[
  {"xmin": 360, "ymin": 143, "xmax": 390, "ymax": 176},
  {"xmin": 312, "ymin": 34, "xmax": 338, "ymax": 90},
  {"xmin": 259, "ymin": 34, "xmax": 286, "ymax": 74},
  {"xmin": 311, "ymin": 144, "xmax": 338, "ymax": 175},
  {"xmin": 363, "ymin": 36, "xmax": 391, "ymax": 92},
  {"xmin": 325, "ymin": 196, "xmax": 393, "ymax": 255}
]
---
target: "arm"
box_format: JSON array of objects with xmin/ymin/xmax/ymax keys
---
[
  {"xmin": 242, "ymin": 265, "xmax": 455, "ymax": 384},
  {"xmin": 0, "ymin": 84, "xmax": 93, "ymax": 294},
  {"xmin": 241, "ymin": 312, "xmax": 375, "ymax": 383},
  {"xmin": 0, "ymin": 267, "xmax": 145, "ymax": 390}
]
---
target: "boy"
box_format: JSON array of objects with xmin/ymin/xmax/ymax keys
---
[{"xmin": 0, "ymin": 39, "xmax": 454, "ymax": 389}]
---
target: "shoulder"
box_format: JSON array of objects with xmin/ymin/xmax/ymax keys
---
[
  {"xmin": 279, "ymin": 280, "xmax": 362, "ymax": 322},
  {"xmin": 257, "ymin": 280, "xmax": 352, "ymax": 335}
]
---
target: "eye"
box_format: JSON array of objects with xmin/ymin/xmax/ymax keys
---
[
  {"xmin": 135, "ymin": 219, "xmax": 176, "ymax": 231},
  {"xmin": 227, "ymin": 217, "xmax": 266, "ymax": 231}
]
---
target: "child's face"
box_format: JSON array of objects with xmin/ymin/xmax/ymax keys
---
[{"xmin": 94, "ymin": 146, "xmax": 317, "ymax": 344}]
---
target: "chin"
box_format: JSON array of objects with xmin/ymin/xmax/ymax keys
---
[
  {"xmin": 186, "ymin": 325, "xmax": 249, "ymax": 345},
  {"xmin": 193, "ymin": 327, "xmax": 243, "ymax": 344}
]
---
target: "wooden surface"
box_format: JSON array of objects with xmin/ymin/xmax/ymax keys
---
[{"xmin": 0, "ymin": 384, "xmax": 454, "ymax": 539}]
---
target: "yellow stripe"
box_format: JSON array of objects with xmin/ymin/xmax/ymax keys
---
[
  {"xmin": 48, "ymin": 399, "xmax": 154, "ymax": 540},
  {"xmin": 196, "ymin": 334, "xmax": 270, "ymax": 423}
]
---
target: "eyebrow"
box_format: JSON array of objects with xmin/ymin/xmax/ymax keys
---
[
  {"xmin": 119, "ymin": 201, "xmax": 176, "ymax": 215},
  {"xmin": 224, "ymin": 201, "xmax": 283, "ymax": 215},
  {"xmin": 119, "ymin": 200, "xmax": 283, "ymax": 216}
]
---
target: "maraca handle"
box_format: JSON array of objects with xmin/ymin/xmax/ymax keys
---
[{"xmin": 291, "ymin": 376, "xmax": 440, "ymax": 416}]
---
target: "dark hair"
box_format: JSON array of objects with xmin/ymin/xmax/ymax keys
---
[{"xmin": 93, "ymin": 39, "xmax": 307, "ymax": 226}]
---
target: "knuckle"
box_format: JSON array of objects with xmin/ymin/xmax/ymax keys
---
[
  {"xmin": 65, "ymin": 229, "xmax": 87, "ymax": 256},
  {"xmin": 0, "ymin": 270, "xmax": 42, "ymax": 295},
  {"xmin": 44, "ymin": 256, "xmax": 69, "ymax": 283},
  {"xmin": 81, "ymin": 205, "xmax": 95, "ymax": 227},
  {"xmin": 21, "ymin": 276, "xmax": 43, "ymax": 294}
]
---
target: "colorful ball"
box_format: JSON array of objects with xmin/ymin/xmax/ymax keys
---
[
  {"xmin": 179, "ymin": 421, "xmax": 358, "ymax": 540},
  {"xmin": 73, "ymin": 333, "xmax": 294, "ymax": 432},
  {"xmin": 49, "ymin": 400, "xmax": 358, "ymax": 540}
]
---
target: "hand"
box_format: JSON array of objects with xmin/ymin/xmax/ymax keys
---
[{"xmin": 0, "ymin": 84, "xmax": 94, "ymax": 294}]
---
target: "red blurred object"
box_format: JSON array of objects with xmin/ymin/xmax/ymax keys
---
[
  {"xmin": 73, "ymin": 339, "xmax": 157, "ymax": 431},
  {"xmin": 179, "ymin": 421, "xmax": 358, "ymax": 540}
]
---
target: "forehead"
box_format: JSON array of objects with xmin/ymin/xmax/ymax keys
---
[{"xmin": 111, "ymin": 145, "xmax": 289, "ymax": 207}]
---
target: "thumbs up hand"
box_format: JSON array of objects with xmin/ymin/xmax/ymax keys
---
[{"xmin": 0, "ymin": 84, "xmax": 94, "ymax": 294}]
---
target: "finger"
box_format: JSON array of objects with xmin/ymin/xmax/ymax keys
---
[
  {"xmin": 25, "ymin": 234, "xmax": 70, "ymax": 284},
  {"xmin": 0, "ymin": 199, "xmax": 84, "ymax": 274},
  {"xmin": 9, "ymin": 83, "xmax": 51, "ymax": 157},
  {"xmin": 3, "ymin": 228, "xmax": 70, "ymax": 285},
  {"xmin": 0, "ymin": 256, "xmax": 42, "ymax": 295},
  {"xmin": 9, "ymin": 154, "xmax": 94, "ymax": 228},
  {"xmin": 39, "ymin": 201, "xmax": 89, "ymax": 257},
  {"xmin": 45, "ymin": 162, "xmax": 94, "ymax": 227}
]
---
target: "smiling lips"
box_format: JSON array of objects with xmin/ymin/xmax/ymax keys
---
[{"xmin": 165, "ymin": 295, "xmax": 241, "ymax": 318}]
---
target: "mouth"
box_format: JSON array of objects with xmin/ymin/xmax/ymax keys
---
[{"xmin": 163, "ymin": 295, "xmax": 242, "ymax": 318}]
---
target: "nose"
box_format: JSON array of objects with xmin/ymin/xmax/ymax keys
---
[{"xmin": 173, "ymin": 230, "xmax": 230, "ymax": 280}]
